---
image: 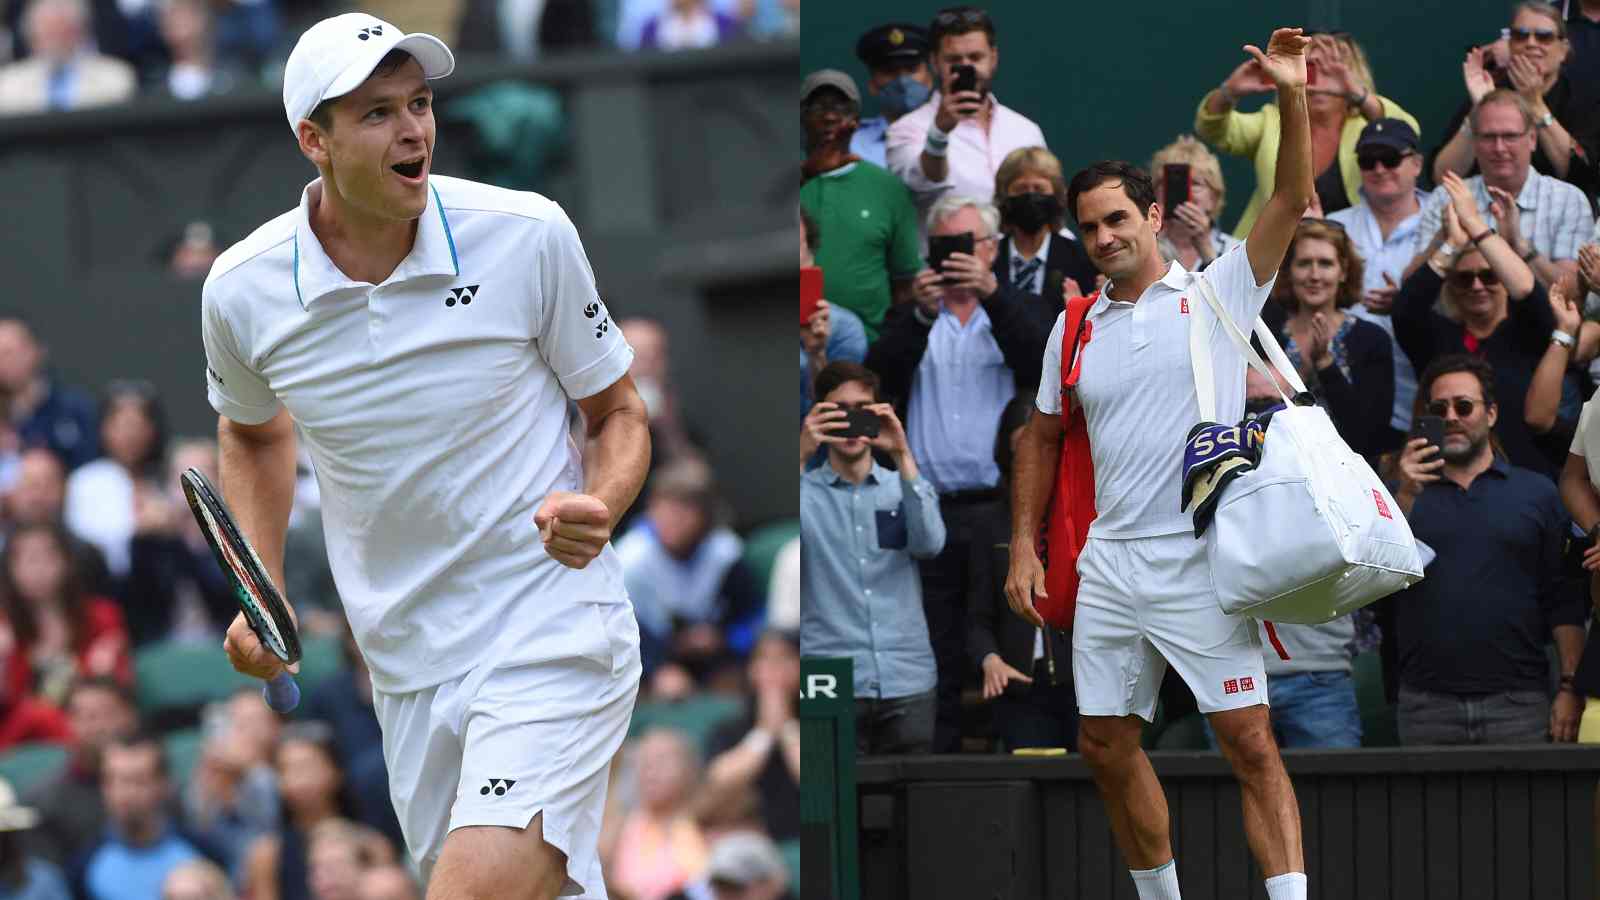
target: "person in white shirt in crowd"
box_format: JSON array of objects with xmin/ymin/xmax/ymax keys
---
[
  {"xmin": 1328, "ymin": 118, "xmax": 1427, "ymax": 450},
  {"xmin": 885, "ymin": 6, "xmax": 1046, "ymax": 226},
  {"xmin": 1149, "ymin": 135, "xmax": 1241, "ymax": 273},
  {"xmin": 1408, "ymin": 89, "xmax": 1595, "ymax": 291}
]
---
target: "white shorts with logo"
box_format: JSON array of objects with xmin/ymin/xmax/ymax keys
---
[
  {"xmin": 1073, "ymin": 532, "xmax": 1268, "ymax": 720},
  {"xmin": 372, "ymin": 602, "xmax": 642, "ymax": 898}
]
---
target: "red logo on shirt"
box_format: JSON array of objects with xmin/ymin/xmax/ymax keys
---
[
  {"xmin": 1240, "ymin": 676, "xmax": 1255, "ymax": 692},
  {"xmin": 1223, "ymin": 678, "xmax": 1239, "ymax": 695},
  {"xmin": 1373, "ymin": 489, "xmax": 1392, "ymax": 519},
  {"xmin": 1180, "ymin": 297, "xmax": 1190, "ymax": 315}
]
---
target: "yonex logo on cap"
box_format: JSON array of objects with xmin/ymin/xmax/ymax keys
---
[{"xmin": 358, "ymin": 24, "xmax": 385, "ymax": 40}]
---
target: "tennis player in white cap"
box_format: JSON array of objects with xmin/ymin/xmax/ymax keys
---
[{"xmin": 204, "ymin": 13, "xmax": 650, "ymax": 899}]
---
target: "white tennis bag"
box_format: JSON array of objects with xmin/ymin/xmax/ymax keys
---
[{"xmin": 1187, "ymin": 271, "xmax": 1424, "ymax": 624}]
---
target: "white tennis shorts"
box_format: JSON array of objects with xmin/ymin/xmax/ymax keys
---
[
  {"xmin": 1072, "ymin": 532, "xmax": 1268, "ymax": 720},
  {"xmin": 372, "ymin": 601, "xmax": 642, "ymax": 897}
]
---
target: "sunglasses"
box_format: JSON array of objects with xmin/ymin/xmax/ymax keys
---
[
  {"xmin": 932, "ymin": 7, "xmax": 991, "ymax": 28},
  {"xmin": 1509, "ymin": 26, "xmax": 1561, "ymax": 45},
  {"xmin": 1447, "ymin": 268, "xmax": 1501, "ymax": 289},
  {"xmin": 1357, "ymin": 149, "xmax": 1413, "ymax": 171},
  {"xmin": 1425, "ymin": 398, "xmax": 1482, "ymax": 419}
]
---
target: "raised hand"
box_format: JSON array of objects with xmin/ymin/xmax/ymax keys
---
[
  {"xmin": 940, "ymin": 251, "xmax": 999, "ymax": 298},
  {"xmin": 1462, "ymin": 47, "xmax": 1494, "ymax": 105},
  {"xmin": 1439, "ymin": 171, "xmax": 1489, "ymax": 236},
  {"xmin": 1364, "ymin": 272, "xmax": 1398, "ymax": 315},
  {"xmin": 911, "ymin": 268, "xmax": 945, "ymax": 315},
  {"xmin": 801, "ymin": 298, "xmax": 831, "ymax": 358},
  {"xmin": 801, "ymin": 400, "xmax": 847, "ymax": 462},
  {"xmin": 1306, "ymin": 311, "xmax": 1334, "ymax": 370},
  {"xmin": 1397, "ymin": 436, "xmax": 1444, "ymax": 493},
  {"xmin": 1550, "ymin": 273, "xmax": 1582, "ymax": 335},
  {"xmin": 1506, "ymin": 53, "xmax": 1545, "ymax": 102},
  {"xmin": 1222, "ymin": 58, "xmax": 1276, "ymax": 97},
  {"xmin": 1578, "ymin": 244, "xmax": 1600, "ymax": 294},
  {"xmin": 1485, "ymin": 185, "xmax": 1522, "ymax": 248},
  {"xmin": 1242, "ymin": 27, "xmax": 1311, "ymax": 91},
  {"xmin": 864, "ymin": 402, "xmax": 911, "ymax": 459}
]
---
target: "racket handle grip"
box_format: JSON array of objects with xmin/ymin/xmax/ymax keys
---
[{"xmin": 263, "ymin": 672, "xmax": 301, "ymax": 713}]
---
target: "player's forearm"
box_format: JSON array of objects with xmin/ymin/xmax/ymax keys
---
[
  {"xmin": 583, "ymin": 402, "xmax": 651, "ymax": 534},
  {"xmin": 217, "ymin": 415, "xmax": 298, "ymax": 594},
  {"xmin": 1010, "ymin": 422, "xmax": 1060, "ymax": 548},
  {"xmin": 1271, "ymin": 81, "xmax": 1315, "ymax": 210}
]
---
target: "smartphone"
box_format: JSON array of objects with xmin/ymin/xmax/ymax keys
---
[
  {"xmin": 1306, "ymin": 61, "xmax": 1319, "ymax": 87},
  {"xmin": 927, "ymin": 233, "xmax": 974, "ymax": 281},
  {"xmin": 1411, "ymin": 415, "xmax": 1446, "ymax": 452},
  {"xmin": 838, "ymin": 407, "xmax": 881, "ymax": 439},
  {"xmin": 800, "ymin": 266, "xmax": 823, "ymax": 326},
  {"xmin": 1162, "ymin": 164, "xmax": 1191, "ymax": 220},
  {"xmin": 950, "ymin": 63, "xmax": 979, "ymax": 96}
]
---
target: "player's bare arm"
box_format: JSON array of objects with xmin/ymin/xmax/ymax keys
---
[
  {"xmin": 217, "ymin": 407, "xmax": 299, "ymax": 679},
  {"xmin": 1005, "ymin": 409, "xmax": 1063, "ymax": 627},
  {"xmin": 537, "ymin": 373, "xmax": 651, "ymax": 569},
  {"xmin": 1244, "ymin": 27, "xmax": 1315, "ymax": 286}
]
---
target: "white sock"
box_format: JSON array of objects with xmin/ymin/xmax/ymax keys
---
[
  {"xmin": 1264, "ymin": 871, "xmax": 1307, "ymax": 900},
  {"xmin": 1130, "ymin": 859, "xmax": 1181, "ymax": 900}
]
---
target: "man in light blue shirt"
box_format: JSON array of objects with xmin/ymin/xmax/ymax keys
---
[
  {"xmin": 800, "ymin": 361, "xmax": 945, "ymax": 754},
  {"xmin": 849, "ymin": 23, "xmax": 933, "ymax": 169},
  {"xmin": 73, "ymin": 734, "xmax": 205, "ymax": 900},
  {"xmin": 1328, "ymin": 118, "xmax": 1426, "ymax": 446}
]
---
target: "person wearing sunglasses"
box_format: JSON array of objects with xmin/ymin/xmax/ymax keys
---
[
  {"xmin": 1432, "ymin": 2, "xmax": 1600, "ymax": 214},
  {"xmin": 1197, "ymin": 30, "xmax": 1418, "ymax": 236},
  {"xmin": 1385, "ymin": 354, "xmax": 1587, "ymax": 747},
  {"xmin": 1393, "ymin": 171, "xmax": 1569, "ymax": 479}
]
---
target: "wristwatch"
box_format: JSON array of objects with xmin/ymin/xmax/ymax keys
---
[{"xmin": 1537, "ymin": 111, "xmax": 1556, "ymax": 130}]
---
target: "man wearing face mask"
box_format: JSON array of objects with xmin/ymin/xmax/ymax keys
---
[
  {"xmin": 850, "ymin": 23, "xmax": 934, "ymax": 169},
  {"xmin": 991, "ymin": 147, "xmax": 1100, "ymax": 335}
]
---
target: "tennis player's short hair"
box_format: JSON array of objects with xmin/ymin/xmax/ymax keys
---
[
  {"xmin": 812, "ymin": 361, "xmax": 879, "ymax": 406},
  {"xmin": 1068, "ymin": 160, "xmax": 1158, "ymax": 225},
  {"xmin": 308, "ymin": 49, "xmax": 416, "ymax": 131}
]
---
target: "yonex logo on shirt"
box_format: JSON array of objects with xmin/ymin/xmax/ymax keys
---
[
  {"xmin": 207, "ymin": 365, "xmax": 225, "ymax": 386},
  {"xmin": 445, "ymin": 285, "xmax": 479, "ymax": 307},
  {"xmin": 584, "ymin": 301, "xmax": 611, "ymax": 339},
  {"xmin": 480, "ymin": 778, "xmax": 517, "ymax": 796}
]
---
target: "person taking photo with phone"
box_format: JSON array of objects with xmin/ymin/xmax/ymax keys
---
[
  {"xmin": 799, "ymin": 361, "xmax": 945, "ymax": 755},
  {"xmin": 886, "ymin": 6, "xmax": 1047, "ymax": 227},
  {"xmin": 866, "ymin": 195, "xmax": 1050, "ymax": 752}
]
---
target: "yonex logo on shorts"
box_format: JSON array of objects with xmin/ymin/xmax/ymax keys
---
[
  {"xmin": 480, "ymin": 778, "xmax": 517, "ymax": 796},
  {"xmin": 445, "ymin": 285, "xmax": 479, "ymax": 307}
]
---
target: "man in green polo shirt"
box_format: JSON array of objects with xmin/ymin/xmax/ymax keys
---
[{"xmin": 800, "ymin": 68, "xmax": 923, "ymax": 341}]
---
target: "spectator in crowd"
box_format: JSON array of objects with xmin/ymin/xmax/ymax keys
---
[
  {"xmin": 1431, "ymin": 3, "xmax": 1600, "ymax": 212},
  {"xmin": 299, "ymin": 625, "xmax": 400, "ymax": 850},
  {"xmin": 161, "ymin": 859, "xmax": 234, "ymax": 900},
  {"xmin": 619, "ymin": 318, "xmax": 704, "ymax": 476},
  {"xmin": 0, "ymin": 316, "xmax": 98, "ymax": 471},
  {"xmin": 616, "ymin": 456, "xmax": 763, "ymax": 686},
  {"xmin": 1149, "ymin": 135, "xmax": 1241, "ymax": 273},
  {"xmin": 305, "ymin": 819, "xmax": 391, "ymax": 900},
  {"xmin": 124, "ymin": 439, "xmax": 235, "ymax": 647},
  {"xmin": 608, "ymin": 728, "xmax": 710, "ymax": 900},
  {"xmin": 1411, "ymin": 89, "xmax": 1595, "ymax": 291},
  {"xmin": 454, "ymin": 0, "xmax": 597, "ymax": 60},
  {"xmin": 168, "ymin": 221, "xmax": 223, "ymax": 280},
  {"xmin": 677, "ymin": 830, "xmax": 793, "ymax": 900},
  {"xmin": 1197, "ymin": 31, "xmax": 1418, "ymax": 232},
  {"xmin": 241, "ymin": 723, "xmax": 358, "ymax": 900},
  {"xmin": 0, "ymin": 777, "xmax": 69, "ymax": 900},
  {"xmin": 849, "ymin": 23, "xmax": 932, "ymax": 169},
  {"xmin": 639, "ymin": 0, "xmax": 740, "ymax": 52},
  {"xmin": 992, "ymin": 147, "xmax": 1098, "ymax": 315},
  {"xmin": 0, "ymin": 522, "xmax": 131, "ymax": 705},
  {"xmin": 73, "ymin": 731, "xmax": 208, "ymax": 900},
  {"xmin": 1395, "ymin": 173, "xmax": 1561, "ymax": 477},
  {"xmin": 703, "ymin": 631, "xmax": 799, "ymax": 842},
  {"xmin": 23, "ymin": 676, "xmax": 134, "ymax": 866},
  {"xmin": 0, "ymin": 0, "xmax": 135, "ymax": 115},
  {"xmin": 799, "ymin": 69, "xmax": 922, "ymax": 341},
  {"xmin": 1, "ymin": 448, "xmax": 111, "ymax": 596},
  {"xmin": 1558, "ymin": 326, "xmax": 1600, "ymax": 742},
  {"xmin": 764, "ymin": 537, "xmax": 798, "ymax": 634},
  {"xmin": 1562, "ymin": 0, "xmax": 1600, "ymax": 103},
  {"xmin": 798, "ymin": 206, "xmax": 867, "ymax": 417},
  {"xmin": 1262, "ymin": 218, "xmax": 1396, "ymax": 460},
  {"xmin": 64, "ymin": 380, "xmax": 168, "ymax": 580},
  {"xmin": 181, "ymin": 690, "xmax": 287, "ymax": 876},
  {"xmin": 799, "ymin": 362, "xmax": 943, "ymax": 754},
  {"xmin": 1328, "ymin": 118, "xmax": 1428, "ymax": 449},
  {"xmin": 0, "ymin": 613, "xmax": 71, "ymax": 755},
  {"xmin": 886, "ymin": 6, "xmax": 1046, "ymax": 225},
  {"xmin": 1386, "ymin": 355, "xmax": 1587, "ymax": 744},
  {"xmin": 354, "ymin": 865, "xmax": 418, "ymax": 900},
  {"xmin": 1522, "ymin": 274, "xmax": 1596, "ymax": 447},
  {"xmin": 970, "ymin": 396, "xmax": 1074, "ymax": 752},
  {"xmin": 867, "ymin": 195, "xmax": 1046, "ymax": 751},
  {"xmin": 144, "ymin": 0, "xmax": 242, "ymax": 101}
]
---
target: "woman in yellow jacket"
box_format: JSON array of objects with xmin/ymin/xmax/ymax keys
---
[{"xmin": 1195, "ymin": 33, "xmax": 1420, "ymax": 237}]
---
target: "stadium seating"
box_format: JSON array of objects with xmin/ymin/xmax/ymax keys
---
[
  {"xmin": 626, "ymin": 695, "xmax": 743, "ymax": 753},
  {"xmin": 134, "ymin": 634, "xmax": 345, "ymax": 727},
  {"xmin": 0, "ymin": 743, "xmax": 68, "ymax": 795},
  {"xmin": 741, "ymin": 518, "xmax": 798, "ymax": 591}
]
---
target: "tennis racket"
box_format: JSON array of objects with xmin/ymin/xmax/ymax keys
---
[{"xmin": 179, "ymin": 467, "xmax": 302, "ymax": 713}]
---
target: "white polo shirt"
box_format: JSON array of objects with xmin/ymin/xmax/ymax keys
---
[
  {"xmin": 1034, "ymin": 244, "xmax": 1274, "ymax": 539},
  {"xmin": 200, "ymin": 174, "xmax": 635, "ymax": 693}
]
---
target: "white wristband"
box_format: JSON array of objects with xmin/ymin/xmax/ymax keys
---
[
  {"xmin": 739, "ymin": 727, "xmax": 776, "ymax": 755},
  {"xmin": 924, "ymin": 123, "xmax": 950, "ymax": 158},
  {"xmin": 1552, "ymin": 329, "xmax": 1576, "ymax": 349}
]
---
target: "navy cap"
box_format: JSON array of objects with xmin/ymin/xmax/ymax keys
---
[
  {"xmin": 855, "ymin": 23, "xmax": 929, "ymax": 69},
  {"xmin": 1356, "ymin": 118, "xmax": 1420, "ymax": 154}
]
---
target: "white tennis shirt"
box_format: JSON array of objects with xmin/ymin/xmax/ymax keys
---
[
  {"xmin": 201, "ymin": 174, "xmax": 635, "ymax": 693},
  {"xmin": 1035, "ymin": 245, "xmax": 1275, "ymax": 539}
]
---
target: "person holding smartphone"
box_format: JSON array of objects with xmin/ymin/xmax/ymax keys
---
[
  {"xmin": 799, "ymin": 362, "xmax": 945, "ymax": 755},
  {"xmin": 885, "ymin": 6, "xmax": 1047, "ymax": 227}
]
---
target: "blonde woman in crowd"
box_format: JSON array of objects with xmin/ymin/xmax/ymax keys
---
[{"xmin": 1149, "ymin": 135, "xmax": 1241, "ymax": 271}]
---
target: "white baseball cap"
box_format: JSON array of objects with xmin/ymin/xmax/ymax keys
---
[{"xmin": 282, "ymin": 13, "xmax": 455, "ymax": 132}]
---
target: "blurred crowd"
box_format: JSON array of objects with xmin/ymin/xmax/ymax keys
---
[
  {"xmin": 0, "ymin": 0, "xmax": 799, "ymax": 118},
  {"xmin": 0, "ymin": 258, "xmax": 796, "ymax": 897},
  {"xmin": 799, "ymin": 3, "xmax": 1600, "ymax": 756}
]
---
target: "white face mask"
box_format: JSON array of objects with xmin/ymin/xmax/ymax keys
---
[{"xmin": 634, "ymin": 375, "xmax": 664, "ymax": 420}]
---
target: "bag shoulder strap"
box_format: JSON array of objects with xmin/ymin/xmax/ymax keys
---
[
  {"xmin": 1187, "ymin": 272, "xmax": 1303, "ymax": 421},
  {"xmin": 1061, "ymin": 292, "xmax": 1098, "ymax": 389}
]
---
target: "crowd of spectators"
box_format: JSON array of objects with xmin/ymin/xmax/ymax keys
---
[
  {"xmin": 1, "ymin": 155, "xmax": 795, "ymax": 900},
  {"xmin": 799, "ymin": 2, "xmax": 1600, "ymax": 757},
  {"xmin": 0, "ymin": 0, "xmax": 799, "ymax": 118}
]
